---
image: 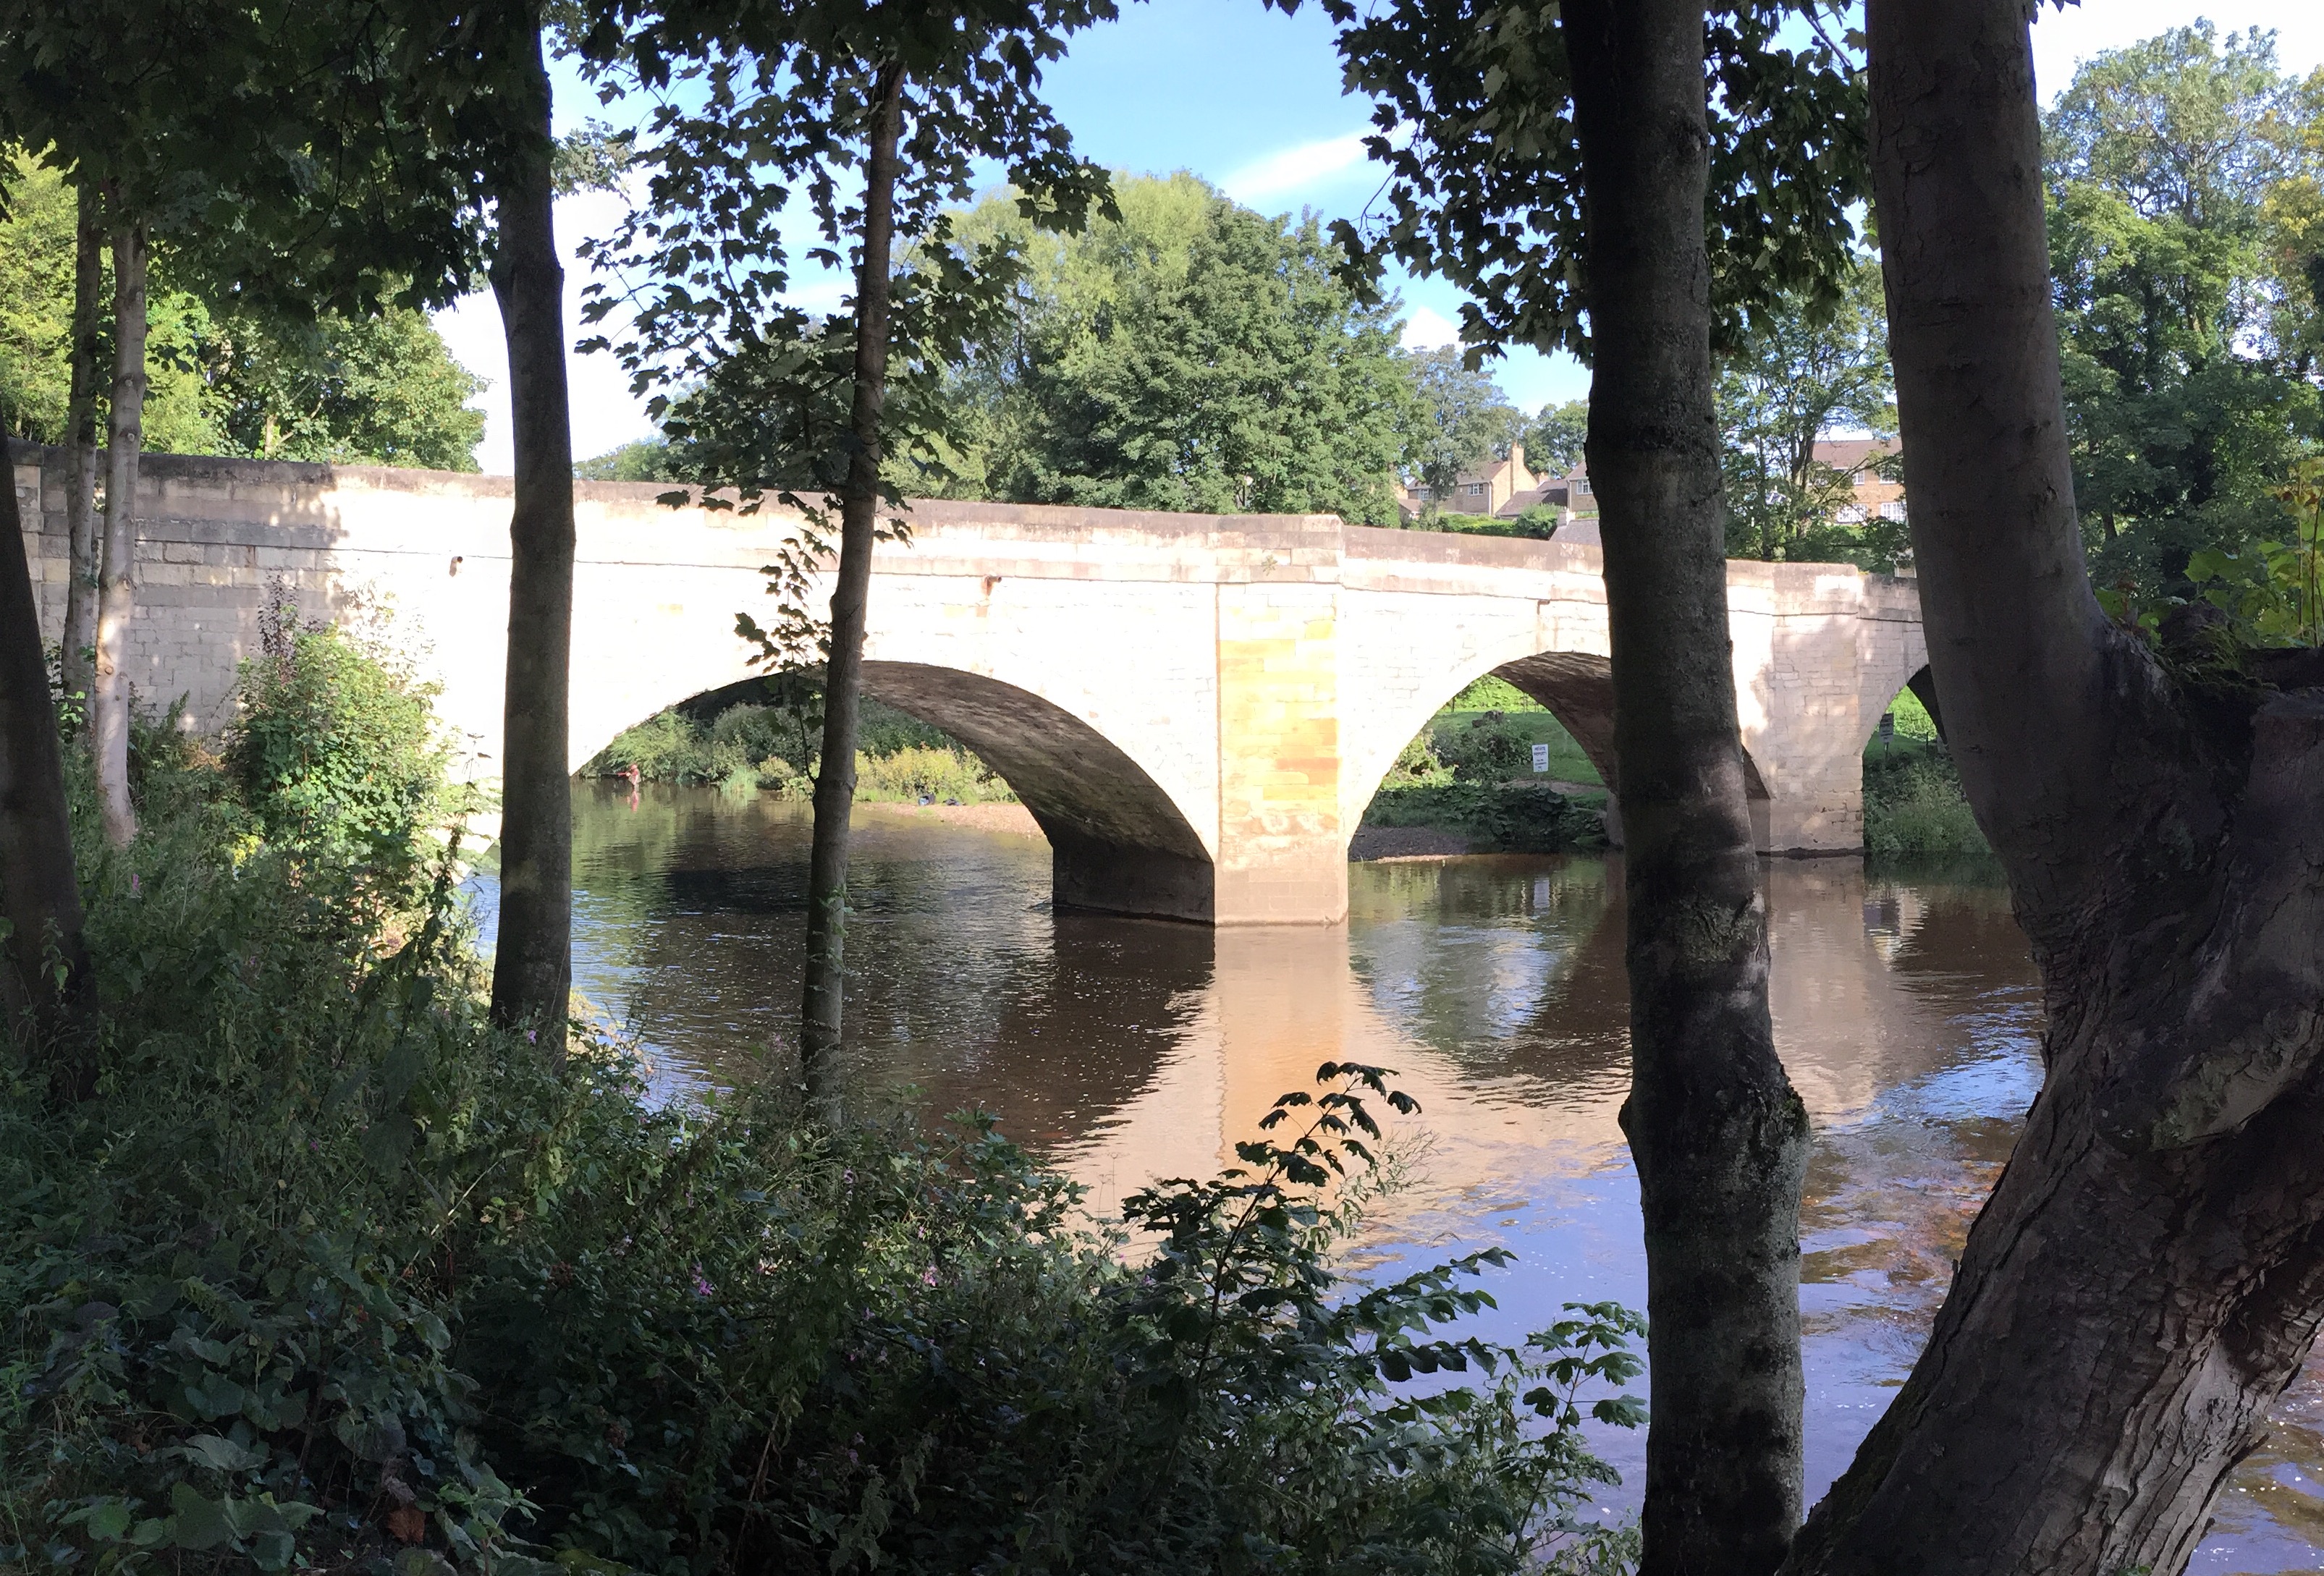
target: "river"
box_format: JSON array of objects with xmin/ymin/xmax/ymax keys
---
[{"xmin": 465, "ymin": 781, "xmax": 2324, "ymax": 1571}]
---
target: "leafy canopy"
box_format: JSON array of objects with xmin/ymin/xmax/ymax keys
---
[
  {"xmin": 2047, "ymin": 23, "xmax": 2324, "ymax": 591},
  {"xmin": 1284, "ymin": 0, "xmax": 1869, "ymax": 363},
  {"xmin": 923, "ymin": 174, "xmax": 1414, "ymax": 522}
]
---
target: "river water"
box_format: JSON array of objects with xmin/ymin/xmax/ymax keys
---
[{"xmin": 468, "ymin": 782, "xmax": 2324, "ymax": 1572}]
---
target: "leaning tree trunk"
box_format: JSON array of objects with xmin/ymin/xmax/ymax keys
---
[
  {"xmin": 92, "ymin": 221, "xmax": 147, "ymax": 849},
  {"xmin": 798, "ymin": 62, "xmax": 905, "ymax": 1120},
  {"xmin": 1562, "ymin": 5, "xmax": 1809, "ymax": 1574},
  {"xmin": 59, "ymin": 199, "xmax": 104, "ymax": 711},
  {"xmin": 486, "ymin": 7, "xmax": 576, "ymax": 1056},
  {"xmin": 0, "ymin": 439, "xmax": 97, "ymax": 1096},
  {"xmin": 1780, "ymin": 4, "xmax": 2324, "ymax": 1574}
]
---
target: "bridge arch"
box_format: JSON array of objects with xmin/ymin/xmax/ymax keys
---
[{"xmin": 859, "ymin": 662, "xmax": 1216, "ymax": 922}]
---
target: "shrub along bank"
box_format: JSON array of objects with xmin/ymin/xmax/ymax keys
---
[
  {"xmin": 4, "ymin": 627, "xmax": 1644, "ymax": 1575},
  {"xmin": 583, "ymin": 692, "xmax": 1015, "ymax": 805},
  {"xmin": 1363, "ymin": 700, "xmax": 1607, "ymax": 854}
]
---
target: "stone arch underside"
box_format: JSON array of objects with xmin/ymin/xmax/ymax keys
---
[
  {"xmin": 858, "ymin": 661, "xmax": 1218, "ymax": 923},
  {"xmin": 1490, "ymin": 651, "xmax": 1772, "ymax": 849}
]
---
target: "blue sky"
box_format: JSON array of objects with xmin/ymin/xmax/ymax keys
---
[{"xmin": 436, "ymin": 1, "xmax": 2324, "ymax": 474}]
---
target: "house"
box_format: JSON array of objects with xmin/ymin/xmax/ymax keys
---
[
  {"xmin": 1812, "ymin": 436, "xmax": 1906, "ymax": 524},
  {"xmin": 1397, "ymin": 436, "xmax": 1907, "ymax": 530},
  {"xmin": 1396, "ymin": 444, "xmax": 1542, "ymax": 520}
]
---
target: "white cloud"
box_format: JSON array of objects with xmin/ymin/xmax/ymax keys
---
[
  {"xmin": 1398, "ymin": 305, "xmax": 1460, "ymax": 351},
  {"xmin": 1220, "ymin": 131, "xmax": 1372, "ymax": 205}
]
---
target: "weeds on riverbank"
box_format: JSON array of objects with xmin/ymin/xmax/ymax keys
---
[
  {"xmin": 583, "ymin": 697, "xmax": 1014, "ymax": 805},
  {"xmin": 1863, "ymin": 745, "xmax": 1990, "ymax": 862},
  {"xmin": 5, "ymin": 636, "xmax": 1642, "ymax": 1574}
]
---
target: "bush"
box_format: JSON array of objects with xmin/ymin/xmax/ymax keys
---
[
  {"xmin": 1364, "ymin": 782, "xmax": 1605, "ymax": 854},
  {"xmin": 855, "ymin": 743, "xmax": 1015, "ymax": 804},
  {"xmin": 1863, "ymin": 747, "xmax": 1990, "ymax": 861},
  {"xmin": 1437, "ymin": 713, "xmax": 1533, "ymax": 784},
  {"xmin": 5, "ymin": 662, "xmax": 1642, "ymax": 1576},
  {"xmin": 224, "ymin": 617, "xmax": 457, "ymax": 904}
]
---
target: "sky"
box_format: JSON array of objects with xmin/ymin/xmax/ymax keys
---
[{"xmin": 435, "ymin": 2, "xmax": 2324, "ymax": 475}]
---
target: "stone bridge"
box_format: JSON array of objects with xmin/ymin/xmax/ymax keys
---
[{"xmin": 15, "ymin": 450, "xmax": 1930, "ymax": 925}]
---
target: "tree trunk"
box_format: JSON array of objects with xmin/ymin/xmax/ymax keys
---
[
  {"xmin": 1780, "ymin": 5, "xmax": 2324, "ymax": 1572},
  {"xmin": 0, "ymin": 440, "xmax": 97, "ymax": 1096},
  {"xmin": 59, "ymin": 198, "xmax": 104, "ymax": 711},
  {"xmin": 798, "ymin": 64, "xmax": 905, "ymax": 1121},
  {"xmin": 485, "ymin": 8, "xmax": 576, "ymax": 1056},
  {"xmin": 93, "ymin": 221, "xmax": 146, "ymax": 849},
  {"xmin": 1562, "ymin": 6, "xmax": 1810, "ymax": 1574}
]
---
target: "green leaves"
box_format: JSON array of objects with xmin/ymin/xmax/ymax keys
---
[{"xmin": 1298, "ymin": 0, "xmax": 1867, "ymax": 361}]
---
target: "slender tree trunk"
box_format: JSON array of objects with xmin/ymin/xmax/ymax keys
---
[
  {"xmin": 1781, "ymin": 5, "xmax": 2324, "ymax": 1572},
  {"xmin": 93, "ymin": 221, "xmax": 146, "ymax": 849},
  {"xmin": 798, "ymin": 64, "xmax": 905, "ymax": 1119},
  {"xmin": 485, "ymin": 9, "xmax": 576, "ymax": 1056},
  {"xmin": 59, "ymin": 200, "xmax": 104, "ymax": 711},
  {"xmin": 0, "ymin": 440, "xmax": 97, "ymax": 1097},
  {"xmin": 1563, "ymin": 6, "xmax": 1809, "ymax": 1573}
]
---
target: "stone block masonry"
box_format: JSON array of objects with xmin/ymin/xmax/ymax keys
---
[{"xmin": 12, "ymin": 449, "xmax": 1927, "ymax": 925}]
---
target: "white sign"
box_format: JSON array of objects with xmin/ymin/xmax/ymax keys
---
[{"xmin": 1531, "ymin": 742, "xmax": 1551, "ymax": 774}]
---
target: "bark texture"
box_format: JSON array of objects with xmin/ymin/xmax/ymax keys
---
[
  {"xmin": 1781, "ymin": 5, "xmax": 2324, "ymax": 1572},
  {"xmin": 93, "ymin": 221, "xmax": 146, "ymax": 849},
  {"xmin": 798, "ymin": 64, "xmax": 905, "ymax": 1119},
  {"xmin": 0, "ymin": 441, "xmax": 96, "ymax": 1093},
  {"xmin": 485, "ymin": 12, "xmax": 577, "ymax": 1055},
  {"xmin": 1563, "ymin": 5, "xmax": 1811, "ymax": 1572},
  {"xmin": 59, "ymin": 202, "xmax": 104, "ymax": 709}
]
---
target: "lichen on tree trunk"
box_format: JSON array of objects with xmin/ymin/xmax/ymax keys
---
[
  {"xmin": 1780, "ymin": 4, "xmax": 2324, "ymax": 1572},
  {"xmin": 1562, "ymin": 4, "xmax": 1812, "ymax": 1572}
]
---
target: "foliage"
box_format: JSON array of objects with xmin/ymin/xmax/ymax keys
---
[
  {"xmin": 583, "ymin": 696, "xmax": 1013, "ymax": 805},
  {"xmin": 5, "ymin": 682, "xmax": 1644, "ymax": 1575},
  {"xmin": 204, "ymin": 306, "xmax": 486, "ymax": 470},
  {"xmin": 926, "ymin": 174, "xmax": 1414, "ymax": 523},
  {"xmin": 1521, "ymin": 399, "xmax": 1589, "ymax": 480},
  {"xmin": 222, "ymin": 592, "xmax": 459, "ymax": 908},
  {"xmin": 1862, "ymin": 747, "xmax": 1990, "ymax": 863},
  {"xmin": 1308, "ymin": 0, "xmax": 1869, "ymax": 362},
  {"xmin": 2183, "ymin": 455, "xmax": 2324, "ymax": 646},
  {"xmin": 2046, "ymin": 24, "xmax": 2324, "ymax": 597},
  {"xmin": 1363, "ymin": 781, "xmax": 1605, "ymax": 855},
  {"xmin": 575, "ymin": 437, "xmax": 683, "ymax": 481},
  {"xmin": 0, "ymin": 156, "xmax": 485, "ymax": 465},
  {"xmin": 1403, "ymin": 344, "xmax": 1524, "ymax": 508},
  {"xmin": 1718, "ymin": 258, "xmax": 1903, "ymax": 568}
]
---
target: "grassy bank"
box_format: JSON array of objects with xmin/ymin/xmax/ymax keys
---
[
  {"xmin": 584, "ymin": 692, "xmax": 1015, "ymax": 805},
  {"xmin": 1360, "ymin": 680, "xmax": 1607, "ymax": 853},
  {"xmin": 1862, "ymin": 690, "xmax": 1991, "ymax": 863},
  {"xmin": 5, "ymin": 631, "xmax": 1644, "ymax": 1575}
]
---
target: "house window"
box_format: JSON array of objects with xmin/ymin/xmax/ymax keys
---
[
  {"xmin": 1837, "ymin": 504, "xmax": 1867, "ymax": 524},
  {"xmin": 1574, "ymin": 478, "xmax": 1592, "ymax": 496},
  {"xmin": 1466, "ymin": 483, "xmax": 1484, "ymax": 496},
  {"xmin": 1879, "ymin": 500, "xmax": 1906, "ymax": 521}
]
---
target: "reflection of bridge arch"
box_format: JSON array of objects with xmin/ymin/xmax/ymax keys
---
[{"xmin": 20, "ymin": 454, "xmax": 1929, "ymax": 927}]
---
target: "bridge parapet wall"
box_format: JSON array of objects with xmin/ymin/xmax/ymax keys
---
[{"xmin": 13, "ymin": 449, "xmax": 1925, "ymax": 925}]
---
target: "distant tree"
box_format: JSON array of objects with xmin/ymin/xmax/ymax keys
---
[
  {"xmin": 2046, "ymin": 24, "xmax": 2324, "ymax": 596},
  {"xmin": 575, "ymin": 435, "xmax": 682, "ymax": 480},
  {"xmin": 929, "ymin": 174, "xmax": 1410, "ymax": 522},
  {"xmin": 1717, "ymin": 258, "xmax": 1898, "ymax": 566},
  {"xmin": 1401, "ymin": 344, "xmax": 1524, "ymax": 509},
  {"xmin": 208, "ymin": 307, "xmax": 486, "ymax": 470},
  {"xmin": 1521, "ymin": 397, "xmax": 1589, "ymax": 477}
]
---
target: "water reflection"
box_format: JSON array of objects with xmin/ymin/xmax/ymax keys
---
[{"xmin": 462, "ymin": 783, "xmax": 2319, "ymax": 1569}]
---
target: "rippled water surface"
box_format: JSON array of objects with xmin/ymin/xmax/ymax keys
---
[{"xmin": 468, "ymin": 782, "xmax": 2324, "ymax": 1572}]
